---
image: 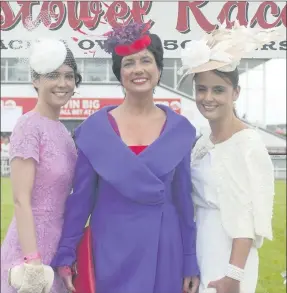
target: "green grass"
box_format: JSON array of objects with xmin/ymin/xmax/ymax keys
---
[
  {"xmin": 256, "ymin": 180, "xmax": 286, "ymax": 293},
  {"xmin": 1, "ymin": 178, "xmax": 286, "ymax": 292},
  {"xmin": 1, "ymin": 177, "xmax": 13, "ymax": 242}
]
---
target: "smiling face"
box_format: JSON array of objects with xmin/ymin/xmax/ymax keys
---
[
  {"xmin": 33, "ymin": 64, "xmax": 76, "ymax": 109},
  {"xmin": 120, "ymin": 49, "xmax": 161, "ymax": 95},
  {"xmin": 194, "ymin": 70, "xmax": 240, "ymax": 122}
]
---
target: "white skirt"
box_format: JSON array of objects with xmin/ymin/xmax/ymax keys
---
[{"xmin": 196, "ymin": 207, "xmax": 259, "ymax": 293}]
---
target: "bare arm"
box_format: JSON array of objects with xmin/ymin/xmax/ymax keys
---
[
  {"xmin": 10, "ymin": 157, "xmax": 40, "ymax": 263},
  {"xmin": 208, "ymin": 238, "xmax": 253, "ymax": 291},
  {"xmin": 230, "ymin": 238, "xmax": 253, "ymax": 269}
]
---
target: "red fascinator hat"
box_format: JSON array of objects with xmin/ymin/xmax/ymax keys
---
[{"xmin": 103, "ymin": 22, "xmax": 152, "ymax": 56}]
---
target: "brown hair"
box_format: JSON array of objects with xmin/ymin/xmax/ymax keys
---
[{"xmin": 212, "ymin": 68, "xmax": 239, "ymax": 89}]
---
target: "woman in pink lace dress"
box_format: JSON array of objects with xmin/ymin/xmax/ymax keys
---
[{"xmin": 1, "ymin": 39, "xmax": 81, "ymax": 293}]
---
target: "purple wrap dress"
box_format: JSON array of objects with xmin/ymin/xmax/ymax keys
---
[{"xmin": 51, "ymin": 104, "xmax": 199, "ymax": 293}]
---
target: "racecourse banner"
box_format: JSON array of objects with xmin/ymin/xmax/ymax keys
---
[
  {"xmin": 1, "ymin": 97, "xmax": 182, "ymax": 119},
  {"xmin": 1, "ymin": 1, "xmax": 286, "ymax": 58}
]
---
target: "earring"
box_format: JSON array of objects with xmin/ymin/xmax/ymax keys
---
[
  {"xmin": 121, "ymin": 86, "xmax": 126, "ymax": 97},
  {"xmin": 233, "ymin": 102, "xmax": 238, "ymax": 117},
  {"xmin": 73, "ymin": 90, "xmax": 80, "ymax": 96}
]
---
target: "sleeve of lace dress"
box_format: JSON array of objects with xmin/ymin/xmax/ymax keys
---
[{"xmin": 9, "ymin": 116, "xmax": 40, "ymax": 163}]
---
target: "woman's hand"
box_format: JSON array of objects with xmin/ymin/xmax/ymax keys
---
[
  {"xmin": 58, "ymin": 266, "xmax": 76, "ymax": 292},
  {"xmin": 62, "ymin": 275, "xmax": 76, "ymax": 292},
  {"xmin": 208, "ymin": 276, "xmax": 240, "ymax": 293},
  {"xmin": 183, "ymin": 275, "xmax": 200, "ymax": 293},
  {"xmin": 17, "ymin": 263, "xmax": 47, "ymax": 293}
]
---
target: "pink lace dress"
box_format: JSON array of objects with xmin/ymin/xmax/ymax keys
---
[{"xmin": 1, "ymin": 111, "xmax": 77, "ymax": 293}]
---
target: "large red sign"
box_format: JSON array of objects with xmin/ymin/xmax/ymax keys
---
[
  {"xmin": 1, "ymin": 2, "xmax": 286, "ymax": 58},
  {"xmin": 1, "ymin": 97, "xmax": 181, "ymax": 119},
  {"xmin": 1, "ymin": 1, "xmax": 286, "ymax": 32}
]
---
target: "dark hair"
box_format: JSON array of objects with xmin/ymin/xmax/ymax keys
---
[
  {"xmin": 32, "ymin": 47, "xmax": 82, "ymax": 89},
  {"xmin": 111, "ymin": 34, "xmax": 164, "ymax": 83},
  {"xmin": 211, "ymin": 68, "xmax": 239, "ymax": 89},
  {"xmin": 195, "ymin": 68, "xmax": 240, "ymax": 117}
]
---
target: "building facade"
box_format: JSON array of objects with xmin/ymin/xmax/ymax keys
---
[{"xmin": 1, "ymin": 1, "xmax": 286, "ymax": 178}]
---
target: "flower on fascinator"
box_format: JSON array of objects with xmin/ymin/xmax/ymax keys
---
[
  {"xmin": 218, "ymin": 60, "xmax": 240, "ymax": 72},
  {"xmin": 178, "ymin": 40, "xmax": 211, "ymax": 74},
  {"xmin": 103, "ymin": 22, "xmax": 151, "ymax": 55},
  {"xmin": 253, "ymin": 26, "xmax": 286, "ymax": 46},
  {"xmin": 29, "ymin": 38, "xmax": 67, "ymax": 74},
  {"xmin": 178, "ymin": 39, "xmax": 232, "ymax": 75},
  {"xmin": 178, "ymin": 20, "xmax": 285, "ymax": 77}
]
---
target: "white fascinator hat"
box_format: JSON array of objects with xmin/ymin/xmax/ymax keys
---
[{"xmin": 29, "ymin": 38, "xmax": 68, "ymax": 75}]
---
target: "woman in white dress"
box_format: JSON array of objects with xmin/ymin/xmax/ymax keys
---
[{"xmin": 178, "ymin": 23, "xmax": 284, "ymax": 293}]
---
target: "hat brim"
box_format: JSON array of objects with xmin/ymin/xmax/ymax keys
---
[
  {"xmin": 190, "ymin": 47, "xmax": 244, "ymax": 73},
  {"xmin": 190, "ymin": 60, "xmax": 231, "ymax": 73}
]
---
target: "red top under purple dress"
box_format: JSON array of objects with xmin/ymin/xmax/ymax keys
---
[{"xmin": 108, "ymin": 112, "xmax": 149, "ymax": 155}]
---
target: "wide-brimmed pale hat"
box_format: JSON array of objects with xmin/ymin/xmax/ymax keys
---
[{"xmin": 177, "ymin": 21, "xmax": 286, "ymax": 84}]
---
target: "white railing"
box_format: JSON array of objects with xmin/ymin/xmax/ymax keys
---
[
  {"xmin": 1, "ymin": 157, "xmax": 10, "ymax": 177},
  {"xmin": 274, "ymin": 168, "xmax": 287, "ymax": 180},
  {"xmin": 1, "ymin": 156, "xmax": 286, "ymax": 180}
]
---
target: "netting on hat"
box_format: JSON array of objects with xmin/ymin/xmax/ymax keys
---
[
  {"xmin": 15, "ymin": 10, "xmax": 68, "ymax": 74},
  {"xmin": 17, "ymin": 9, "xmax": 59, "ymax": 62},
  {"xmin": 25, "ymin": 9, "xmax": 53, "ymax": 32},
  {"xmin": 13, "ymin": 11, "xmax": 78, "ymax": 90}
]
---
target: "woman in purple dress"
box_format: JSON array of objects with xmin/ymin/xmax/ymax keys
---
[
  {"xmin": 1, "ymin": 39, "xmax": 81, "ymax": 293},
  {"xmin": 51, "ymin": 23, "xmax": 200, "ymax": 293}
]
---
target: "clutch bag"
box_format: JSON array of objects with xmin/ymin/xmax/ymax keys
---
[{"xmin": 72, "ymin": 225, "xmax": 96, "ymax": 293}]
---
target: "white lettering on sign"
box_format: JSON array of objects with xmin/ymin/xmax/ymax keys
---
[{"xmin": 82, "ymin": 99, "xmax": 100, "ymax": 110}]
